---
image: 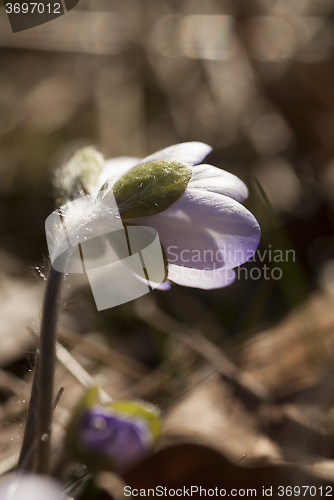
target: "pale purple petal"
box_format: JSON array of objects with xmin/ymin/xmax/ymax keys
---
[
  {"xmin": 156, "ymin": 281, "xmax": 171, "ymax": 290},
  {"xmin": 141, "ymin": 142, "xmax": 212, "ymax": 166},
  {"xmin": 133, "ymin": 274, "xmax": 171, "ymax": 290},
  {"xmin": 97, "ymin": 157, "xmax": 141, "ymax": 189},
  {"xmin": 169, "ymin": 265, "xmax": 236, "ymax": 289},
  {"xmin": 190, "ymin": 164, "xmax": 249, "ymax": 202},
  {"xmin": 133, "ymin": 189, "xmax": 260, "ymax": 271}
]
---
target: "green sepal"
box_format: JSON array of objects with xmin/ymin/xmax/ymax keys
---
[
  {"xmin": 55, "ymin": 147, "xmax": 104, "ymax": 197},
  {"xmin": 112, "ymin": 160, "xmax": 192, "ymax": 219},
  {"xmin": 107, "ymin": 399, "xmax": 161, "ymax": 441}
]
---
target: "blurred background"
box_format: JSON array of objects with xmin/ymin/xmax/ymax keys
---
[{"xmin": 1, "ymin": 0, "xmax": 334, "ymax": 497}]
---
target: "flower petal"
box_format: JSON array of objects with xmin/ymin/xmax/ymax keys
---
[
  {"xmin": 156, "ymin": 281, "xmax": 171, "ymax": 290},
  {"xmin": 133, "ymin": 189, "xmax": 260, "ymax": 270},
  {"xmin": 78, "ymin": 408, "xmax": 151, "ymax": 472},
  {"xmin": 169, "ymin": 265, "xmax": 236, "ymax": 289},
  {"xmin": 141, "ymin": 142, "xmax": 212, "ymax": 166},
  {"xmin": 135, "ymin": 275, "xmax": 171, "ymax": 290},
  {"xmin": 190, "ymin": 164, "xmax": 249, "ymax": 202},
  {"xmin": 0, "ymin": 475, "xmax": 64, "ymax": 500},
  {"xmin": 97, "ymin": 157, "xmax": 141, "ymax": 189}
]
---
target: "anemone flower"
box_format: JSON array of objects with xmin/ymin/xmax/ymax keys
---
[
  {"xmin": 23, "ymin": 143, "xmax": 260, "ymax": 475},
  {"xmin": 49, "ymin": 142, "xmax": 260, "ymax": 291},
  {"xmin": 95, "ymin": 142, "xmax": 260, "ymax": 289},
  {"xmin": 77, "ymin": 407, "xmax": 152, "ymax": 472},
  {"xmin": 0, "ymin": 475, "xmax": 65, "ymax": 500}
]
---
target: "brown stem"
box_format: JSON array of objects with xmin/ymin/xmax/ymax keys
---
[{"xmin": 18, "ymin": 266, "xmax": 64, "ymax": 473}]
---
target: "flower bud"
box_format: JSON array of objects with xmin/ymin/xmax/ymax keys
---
[
  {"xmin": 66, "ymin": 388, "xmax": 161, "ymax": 473},
  {"xmin": 55, "ymin": 147, "xmax": 104, "ymax": 198},
  {"xmin": 77, "ymin": 407, "xmax": 152, "ymax": 472}
]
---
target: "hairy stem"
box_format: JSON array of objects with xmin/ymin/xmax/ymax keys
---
[{"xmin": 18, "ymin": 266, "xmax": 64, "ymax": 473}]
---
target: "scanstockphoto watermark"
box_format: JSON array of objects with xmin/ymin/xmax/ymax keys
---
[
  {"xmin": 45, "ymin": 192, "xmax": 167, "ymax": 310},
  {"xmin": 124, "ymin": 486, "xmax": 259, "ymax": 497},
  {"xmin": 166, "ymin": 245, "xmax": 296, "ymax": 281}
]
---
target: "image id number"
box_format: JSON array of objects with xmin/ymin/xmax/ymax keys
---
[
  {"xmin": 278, "ymin": 486, "xmax": 333, "ymax": 496},
  {"xmin": 5, "ymin": 3, "xmax": 61, "ymax": 14}
]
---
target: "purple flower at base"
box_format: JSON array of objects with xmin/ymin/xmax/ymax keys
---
[{"xmin": 77, "ymin": 407, "xmax": 152, "ymax": 472}]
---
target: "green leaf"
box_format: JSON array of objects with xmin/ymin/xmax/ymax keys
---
[
  {"xmin": 112, "ymin": 160, "xmax": 192, "ymax": 220},
  {"xmin": 56, "ymin": 147, "xmax": 104, "ymax": 197},
  {"xmin": 108, "ymin": 399, "xmax": 161, "ymax": 441}
]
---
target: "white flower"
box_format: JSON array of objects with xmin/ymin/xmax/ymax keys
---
[
  {"xmin": 49, "ymin": 142, "xmax": 260, "ymax": 292},
  {"xmin": 96, "ymin": 142, "xmax": 260, "ymax": 290},
  {"xmin": 0, "ymin": 474, "xmax": 65, "ymax": 500}
]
